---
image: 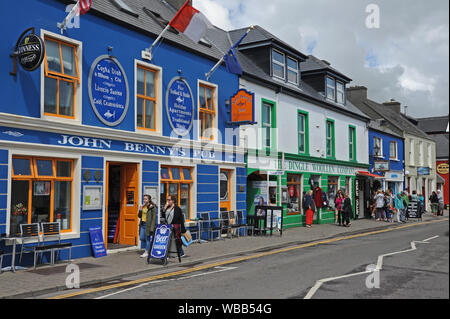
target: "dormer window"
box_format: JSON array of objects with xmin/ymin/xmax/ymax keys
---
[
  {"xmin": 272, "ymin": 49, "xmax": 285, "ymax": 79},
  {"xmin": 326, "ymin": 76, "xmax": 335, "ymax": 101},
  {"xmin": 336, "ymin": 81, "xmax": 345, "ymax": 104},
  {"xmin": 287, "ymin": 57, "xmax": 299, "ymax": 85}
]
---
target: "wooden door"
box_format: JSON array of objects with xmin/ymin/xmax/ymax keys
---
[{"xmin": 119, "ymin": 164, "xmax": 139, "ymax": 246}]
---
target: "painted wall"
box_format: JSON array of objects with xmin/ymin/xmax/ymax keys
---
[
  {"xmin": 0, "ymin": 0, "xmax": 239, "ymax": 145},
  {"xmin": 368, "ymin": 129, "xmax": 404, "ymax": 174}
]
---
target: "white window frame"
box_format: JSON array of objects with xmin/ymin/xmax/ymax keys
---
[
  {"xmin": 427, "ymin": 143, "xmax": 432, "ymax": 166},
  {"xmin": 410, "ymin": 139, "xmax": 415, "ymax": 166},
  {"xmin": 389, "ymin": 141, "xmax": 397, "ymax": 160},
  {"xmin": 336, "ymin": 81, "xmax": 345, "ymax": 104},
  {"xmin": 326, "ymin": 76, "xmax": 336, "ymax": 101},
  {"xmin": 374, "ymin": 137, "xmax": 383, "ymax": 157},
  {"xmin": 272, "ymin": 49, "xmax": 285, "ymax": 80},
  {"xmin": 197, "ymin": 80, "xmax": 218, "ymax": 143},
  {"xmin": 135, "ymin": 59, "xmax": 163, "ymax": 136},
  {"xmin": 287, "ymin": 56, "xmax": 299, "ymax": 85},
  {"xmin": 40, "ymin": 29, "xmax": 82, "ymax": 125}
]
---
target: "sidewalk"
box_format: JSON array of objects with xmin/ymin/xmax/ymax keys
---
[{"xmin": 1, "ymin": 211, "xmax": 448, "ymax": 299}]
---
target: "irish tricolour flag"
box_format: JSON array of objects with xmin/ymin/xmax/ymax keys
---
[{"xmin": 169, "ymin": 1, "xmax": 213, "ymax": 43}]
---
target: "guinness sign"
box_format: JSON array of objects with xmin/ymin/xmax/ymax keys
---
[{"xmin": 16, "ymin": 32, "xmax": 45, "ymax": 72}]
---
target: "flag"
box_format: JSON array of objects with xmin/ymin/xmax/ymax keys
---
[
  {"xmin": 223, "ymin": 48, "xmax": 242, "ymax": 75},
  {"xmin": 169, "ymin": 1, "xmax": 213, "ymax": 43},
  {"xmin": 79, "ymin": 0, "xmax": 92, "ymax": 15}
]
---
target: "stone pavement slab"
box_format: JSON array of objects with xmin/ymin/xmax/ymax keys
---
[{"xmin": 0, "ymin": 212, "xmax": 447, "ymax": 299}]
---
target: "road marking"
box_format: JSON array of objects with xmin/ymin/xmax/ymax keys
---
[
  {"xmin": 304, "ymin": 235, "xmax": 440, "ymax": 299},
  {"xmin": 49, "ymin": 218, "xmax": 447, "ymax": 299},
  {"xmin": 95, "ymin": 266, "xmax": 237, "ymax": 299}
]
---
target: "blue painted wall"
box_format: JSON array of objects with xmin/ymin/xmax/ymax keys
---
[
  {"xmin": 368, "ymin": 129, "xmax": 404, "ymax": 176},
  {"xmin": 0, "ymin": 149, "xmax": 8, "ymax": 236},
  {"xmin": 0, "ymin": 0, "xmax": 239, "ymax": 145}
]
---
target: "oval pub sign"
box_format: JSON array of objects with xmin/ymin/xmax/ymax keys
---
[
  {"xmin": 88, "ymin": 55, "xmax": 129, "ymax": 126},
  {"xmin": 17, "ymin": 33, "xmax": 45, "ymax": 72},
  {"xmin": 166, "ymin": 77, "xmax": 194, "ymax": 136}
]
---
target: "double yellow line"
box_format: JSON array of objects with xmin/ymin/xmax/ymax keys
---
[{"xmin": 49, "ymin": 218, "xmax": 447, "ymax": 299}]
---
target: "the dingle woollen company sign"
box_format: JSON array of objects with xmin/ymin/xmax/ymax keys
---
[{"xmin": 17, "ymin": 33, "xmax": 45, "ymax": 72}]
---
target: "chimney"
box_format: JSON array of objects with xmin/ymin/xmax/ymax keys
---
[
  {"xmin": 383, "ymin": 99, "xmax": 401, "ymax": 113},
  {"xmin": 346, "ymin": 86, "xmax": 367, "ymax": 101},
  {"xmin": 166, "ymin": 0, "xmax": 192, "ymax": 11}
]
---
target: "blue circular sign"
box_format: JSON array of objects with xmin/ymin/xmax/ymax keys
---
[
  {"xmin": 166, "ymin": 77, "xmax": 194, "ymax": 136},
  {"xmin": 88, "ymin": 56, "xmax": 129, "ymax": 126}
]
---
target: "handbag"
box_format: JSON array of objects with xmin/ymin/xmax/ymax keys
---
[{"xmin": 182, "ymin": 230, "xmax": 192, "ymax": 242}]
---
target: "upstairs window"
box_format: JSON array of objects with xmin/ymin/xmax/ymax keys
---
[
  {"xmin": 337, "ymin": 81, "xmax": 345, "ymax": 104},
  {"xmin": 287, "ymin": 57, "xmax": 299, "ymax": 84},
  {"xmin": 326, "ymin": 77, "xmax": 335, "ymax": 101},
  {"xmin": 136, "ymin": 65, "xmax": 157, "ymax": 131},
  {"xmin": 373, "ymin": 137, "xmax": 382, "ymax": 157},
  {"xmin": 272, "ymin": 49, "xmax": 285, "ymax": 80},
  {"xmin": 326, "ymin": 119, "xmax": 335, "ymax": 158},
  {"xmin": 262, "ymin": 102, "xmax": 272, "ymax": 149},
  {"xmin": 44, "ymin": 36, "xmax": 80, "ymax": 119},
  {"xmin": 199, "ymin": 83, "xmax": 216, "ymax": 140},
  {"xmin": 349, "ymin": 126, "xmax": 356, "ymax": 161},
  {"xmin": 390, "ymin": 141, "xmax": 397, "ymax": 160}
]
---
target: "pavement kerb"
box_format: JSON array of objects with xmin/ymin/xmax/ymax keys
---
[{"xmin": 4, "ymin": 216, "xmax": 449, "ymax": 299}]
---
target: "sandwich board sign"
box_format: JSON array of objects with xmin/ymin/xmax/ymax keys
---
[
  {"xmin": 89, "ymin": 227, "xmax": 107, "ymax": 258},
  {"xmin": 150, "ymin": 224, "xmax": 172, "ymax": 262}
]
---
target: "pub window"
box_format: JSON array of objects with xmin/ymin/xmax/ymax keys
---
[
  {"xmin": 160, "ymin": 166, "xmax": 193, "ymax": 221},
  {"xmin": 43, "ymin": 36, "xmax": 80, "ymax": 119},
  {"xmin": 390, "ymin": 141, "xmax": 397, "ymax": 160},
  {"xmin": 10, "ymin": 156, "xmax": 74, "ymax": 235},
  {"xmin": 199, "ymin": 83, "xmax": 216, "ymax": 140},
  {"xmin": 286, "ymin": 174, "xmax": 302, "ymax": 215},
  {"xmin": 136, "ymin": 65, "xmax": 158, "ymax": 131}
]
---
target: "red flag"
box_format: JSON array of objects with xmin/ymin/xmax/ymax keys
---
[
  {"xmin": 79, "ymin": 0, "xmax": 92, "ymax": 15},
  {"xmin": 169, "ymin": 1, "xmax": 212, "ymax": 43}
]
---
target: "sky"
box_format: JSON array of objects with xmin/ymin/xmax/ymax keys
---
[{"xmin": 195, "ymin": 0, "xmax": 449, "ymax": 118}]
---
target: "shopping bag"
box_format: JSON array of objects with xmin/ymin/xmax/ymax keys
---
[{"xmin": 182, "ymin": 230, "xmax": 192, "ymax": 242}]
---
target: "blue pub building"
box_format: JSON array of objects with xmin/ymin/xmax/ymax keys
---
[{"xmin": 0, "ymin": 0, "xmax": 246, "ymax": 264}]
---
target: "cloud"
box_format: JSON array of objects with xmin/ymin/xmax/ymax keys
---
[{"xmin": 195, "ymin": 0, "xmax": 449, "ymax": 117}]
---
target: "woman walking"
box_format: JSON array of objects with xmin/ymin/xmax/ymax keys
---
[
  {"xmin": 138, "ymin": 194, "xmax": 157, "ymax": 258},
  {"xmin": 335, "ymin": 191, "xmax": 344, "ymax": 226},
  {"xmin": 341, "ymin": 193, "xmax": 352, "ymax": 227},
  {"xmin": 394, "ymin": 193, "xmax": 404, "ymax": 223},
  {"xmin": 163, "ymin": 194, "xmax": 186, "ymax": 258},
  {"xmin": 305, "ymin": 190, "xmax": 315, "ymax": 228},
  {"xmin": 374, "ymin": 190, "xmax": 385, "ymax": 221}
]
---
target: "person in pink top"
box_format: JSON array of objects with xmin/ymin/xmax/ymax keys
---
[{"xmin": 335, "ymin": 190, "xmax": 344, "ymax": 226}]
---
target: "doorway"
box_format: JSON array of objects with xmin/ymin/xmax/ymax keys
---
[
  {"xmin": 105, "ymin": 162, "xmax": 139, "ymax": 250},
  {"xmin": 220, "ymin": 169, "xmax": 232, "ymax": 211}
]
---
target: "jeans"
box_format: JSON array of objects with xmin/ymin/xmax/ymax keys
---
[
  {"xmin": 139, "ymin": 223, "xmax": 152, "ymax": 252},
  {"xmin": 376, "ymin": 208, "xmax": 384, "ymax": 219}
]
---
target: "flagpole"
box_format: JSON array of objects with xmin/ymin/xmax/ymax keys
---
[
  {"xmin": 144, "ymin": 0, "xmax": 190, "ymax": 61},
  {"xmin": 57, "ymin": 1, "xmax": 80, "ymax": 34},
  {"xmin": 205, "ymin": 25, "xmax": 254, "ymax": 81}
]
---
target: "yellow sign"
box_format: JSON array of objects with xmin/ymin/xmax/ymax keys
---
[{"xmin": 437, "ymin": 163, "xmax": 449, "ymax": 175}]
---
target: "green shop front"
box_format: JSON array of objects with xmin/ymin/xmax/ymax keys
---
[{"xmin": 246, "ymin": 154, "xmax": 370, "ymax": 228}]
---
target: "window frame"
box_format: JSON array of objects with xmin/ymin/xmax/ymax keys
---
[
  {"xmin": 271, "ymin": 48, "xmax": 286, "ymax": 80},
  {"xmin": 297, "ymin": 110, "xmax": 309, "ymax": 155},
  {"xmin": 287, "ymin": 56, "xmax": 299, "ymax": 85},
  {"xmin": 198, "ymin": 81, "xmax": 218, "ymax": 141},
  {"xmin": 326, "ymin": 76, "xmax": 336, "ymax": 101},
  {"xmin": 349, "ymin": 125, "xmax": 356, "ymax": 161},
  {"xmin": 336, "ymin": 81, "xmax": 345, "ymax": 104},
  {"xmin": 160, "ymin": 166, "xmax": 193, "ymax": 221},
  {"xmin": 136, "ymin": 65, "xmax": 158, "ymax": 132},
  {"xmin": 10, "ymin": 156, "xmax": 74, "ymax": 233},
  {"xmin": 389, "ymin": 141, "xmax": 398, "ymax": 160},
  {"xmin": 326, "ymin": 118, "xmax": 335, "ymax": 159},
  {"xmin": 41, "ymin": 30, "xmax": 82, "ymax": 123},
  {"xmin": 261, "ymin": 98, "xmax": 277, "ymax": 154},
  {"xmin": 373, "ymin": 136, "xmax": 383, "ymax": 157}
]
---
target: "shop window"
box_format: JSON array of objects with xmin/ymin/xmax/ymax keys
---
[
  {"xmin": 199, "ymin": 83, "xmax": 216, "ymax": 140},
  {"xmin": 10, "ymin": 156, "xmax": 73, "ymax": 235},
  {"xmin": 160, "ymin": 166, "xmax": 193, "ymax": 221},
  {"xmin": 44, "ymin": 36, "xmax": 80, "ymax": 119},
  {"xmin": 136, "ymin": 65, "xmax": 158, "ymax": 131},
  {"xmin": 286, "ymin": 174, "xmax": 302, "ymax": 214},
  {"xmin": 327, "ymin": 176, "xmax": 339, "ymax": 210}
]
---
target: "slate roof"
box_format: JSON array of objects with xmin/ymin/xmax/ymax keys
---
[
  {"xmin": 431, "ymin": 133, "xmax": 449, "ymax": 159},
  {"xmin": 301, "ymin": 55, "xmax": 352, "ymax": 82},
  {"xmin": 414, "ymin": 116, "xmax": 449, "ymax": 134}
]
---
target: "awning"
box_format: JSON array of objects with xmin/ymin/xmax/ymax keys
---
[
  {"xmin": 356, "ymin": 171, "xmax": 383, "ymax": 178},
  {"xmin": 437, "ymin": 174, "xmax": 446, "ymax": 184}
]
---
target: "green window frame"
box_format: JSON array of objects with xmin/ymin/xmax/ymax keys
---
[
  {"xmin": 261, "ymin": 99, "xmax": 277, "ymax": 154},
  {"xmin": 297, "ymin": 110, "xmax": 309, "ymax": 155},
  {"xmin": 349, "ymin": 125, "xmax": 356, "ymax": 161},
  {"xmin": 326, "ymin": 118, "xmax": 335, "ymax": 159}
]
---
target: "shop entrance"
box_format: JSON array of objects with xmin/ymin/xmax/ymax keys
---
[{"xmin": 105, "ymin": 162, "xmax": 139, "ymax": 250}]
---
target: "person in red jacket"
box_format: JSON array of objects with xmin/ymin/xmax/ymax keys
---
[{"xmin": 314, "ymin": 187, "xmax": 323, "ymax": 209}]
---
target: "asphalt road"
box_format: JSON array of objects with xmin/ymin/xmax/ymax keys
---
[{"xmin": 41, "ymin": 220, "xmax": 449, "ymax": 300}]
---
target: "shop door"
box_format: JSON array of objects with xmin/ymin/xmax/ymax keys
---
[
  {"xmin": 220, "ymin": 170, "xmax": 231, "ymax": 211},
  {"xmin": 119, "ymin": 164, "xmax": 139, "ymax": 246}
]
